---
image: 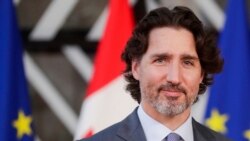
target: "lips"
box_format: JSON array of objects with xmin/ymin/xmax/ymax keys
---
[
  {"xmin": 161, "ymin": 90, "xmax": 183, "ymax": 97},
  {"xmin": 158, "ymin": 83, "xmax": 187, "ymax": 96}
]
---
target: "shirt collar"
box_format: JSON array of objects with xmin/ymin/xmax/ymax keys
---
[
  {"xmin": 137, "ymin": 106, "xmax": 170, "ymax": 141},
  {"xmin": 137, "ymin": 105, "xmax": 194, "ymax": 141},
  {"xmin": 174, "ymin": 113, "xmax": 193, "ymax": 141}
]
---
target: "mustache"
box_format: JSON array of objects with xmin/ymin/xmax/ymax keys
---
[{"xmin": 158, "ymin": 82, "xmax": 187, "ymax": 95}]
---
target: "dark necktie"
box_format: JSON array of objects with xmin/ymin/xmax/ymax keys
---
[{"xmin": 163, "ymin": 133, "xmax": 184, "ymax": 141}]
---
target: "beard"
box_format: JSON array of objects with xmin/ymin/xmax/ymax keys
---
[{"xmin": 141, "ymin": 82, "xmax": 197, "ymax": 117}]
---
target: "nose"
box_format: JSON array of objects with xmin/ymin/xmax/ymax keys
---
[{"xmin": 166, "ymin": 62, "xmax": 181, "ymax": 85}]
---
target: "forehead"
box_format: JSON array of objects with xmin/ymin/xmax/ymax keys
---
[{"xmin": 145, "ymin": 27, "xmax": 198, "ymax": 58}]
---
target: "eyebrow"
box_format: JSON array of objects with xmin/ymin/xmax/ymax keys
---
[
  {"xmin": 150, "ymin": 53, "xmax": 171, "ymax": 59},
  {"xmin": 150, "ymin": 53, "xmax": 199, "ymax": 60},
  {"xmin": 181, "ymin": 54, "xmax": 199, "ymax": 60}
]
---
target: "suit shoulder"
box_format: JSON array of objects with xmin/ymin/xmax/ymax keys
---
[
  {"xmin": 193, "ymin": 119, "xmax": 232, "ymax": 141},
  {"xmin": 77, "ymin": 108, "xmax": 141, "ymax": 141}
]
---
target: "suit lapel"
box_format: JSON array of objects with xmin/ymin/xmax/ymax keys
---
[
  {"xmin": 116, "ymin": 108, "xmax": 147, "ymax": 141},
  {"xmin": 192, "ymin": 118, "xmax": 216, "ymax": 141}
]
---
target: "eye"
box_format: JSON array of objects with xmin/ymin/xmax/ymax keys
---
[
  {"xmin": 183, "ymin": 60, "xmax": 194, "ymax": 66},
  {"xmin": 154, "ymin": 58, "xmax": 166, "ymax": 65}
]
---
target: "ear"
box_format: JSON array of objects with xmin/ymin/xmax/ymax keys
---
[
  {"xmin": 200, "ymin": 71, "xmax": 204, "ymax": 83},
  {"xmin": 131, "ymin": 60, "xmax": 140, "ymax": 80}
]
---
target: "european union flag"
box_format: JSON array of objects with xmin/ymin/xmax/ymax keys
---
[
  {"xmin": 0, "ymin": 0, "xmax": 35, "ymax": 141},
  {"xmin": 205, "ymin": 0, "xmax": 250, "ymax": 140}
]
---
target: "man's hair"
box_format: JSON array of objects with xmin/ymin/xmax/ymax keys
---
[{"xmin": 121, "ymin": 6, "xmax": 224, "ymax": 103}]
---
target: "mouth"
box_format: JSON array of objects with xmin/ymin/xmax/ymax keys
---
[
  {"xmin": 161, "ymin": 90, "xmax": 183, "ymax": 98},
  {"xmin": 158, "ymin": 83, "xmax": 187, "ymax": 97}
]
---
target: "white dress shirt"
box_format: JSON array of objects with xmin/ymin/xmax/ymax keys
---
[{"xmin": 137, "ymin": 106, "xmax": 194, "ymax": 141}]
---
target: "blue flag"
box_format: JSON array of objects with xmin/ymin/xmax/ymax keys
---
[
  {"xmin": 0, "ymin": 0, "xmax": 35, "ymax": 141},
  {"xmin": 205, "ymin": 0, "xmax": 250, "ymax": 140}
]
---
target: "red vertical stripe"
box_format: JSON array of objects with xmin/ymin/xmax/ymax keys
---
[{"xmin": 86, "ymin": 0, "xmax": 134, "ymax": 96}]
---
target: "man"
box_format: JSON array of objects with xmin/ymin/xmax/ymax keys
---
[{"xmin": 79, "ymin": 6, "xmax": 230, "ymax": 141}]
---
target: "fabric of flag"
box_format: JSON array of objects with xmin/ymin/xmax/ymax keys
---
[
  {"xmin": 205, "ymin": 0, "xmax": 250, "ymax": 140},
  {"xmin": 0, "ymin": 0, "xmax": 35, "ymax": 141},
  {"xmin": 74, "ymin": 0, "xmax": 138, "ymax": 139}
]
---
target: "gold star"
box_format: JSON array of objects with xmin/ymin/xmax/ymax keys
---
[
  {"xmin": 13, "ymin": 110, "xmax": 33, "ymax": 139},
  {"xmin": 244, "ymin": 129, "xmax": 250, "ymax": 140},
  {"xmin": 205, "ymin": 109, "xmax": 228, "ymax": 133}
]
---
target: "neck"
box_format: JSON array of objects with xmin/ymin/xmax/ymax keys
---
[{"xmin": 141, "ymin": 102, "xmax": 191, "ymax": 130}]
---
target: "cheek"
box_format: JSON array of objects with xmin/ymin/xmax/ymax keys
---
[
  {"xmin": 139, "ymin": 68, "xmax": 165, "ymax": 92},
  {"xmin": 140, "ymin": 67, "xmax": 166, "ymax": 83},
  {"xmin": 183, "ymin": 72, "xmax": 202, "ymax": 93}
]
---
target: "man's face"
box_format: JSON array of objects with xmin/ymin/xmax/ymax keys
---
[{"xmin": 132, "ymin": 27, "xmax": 203, "ymax": 117}]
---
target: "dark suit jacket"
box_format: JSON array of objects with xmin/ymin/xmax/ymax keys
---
[{"xmin": 78, "ymin": 108, "xmax": 231, "ymax": 141}]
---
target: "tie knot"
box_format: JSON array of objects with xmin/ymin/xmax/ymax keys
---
[{"xmin": 164, "ymin": 133, "xmax": 183, "ymax": 141}]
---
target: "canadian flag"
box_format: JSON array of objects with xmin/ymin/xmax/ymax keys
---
[{"xmin": 74, "ymin": 0, "xmax": 138, "ymax": 139}]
